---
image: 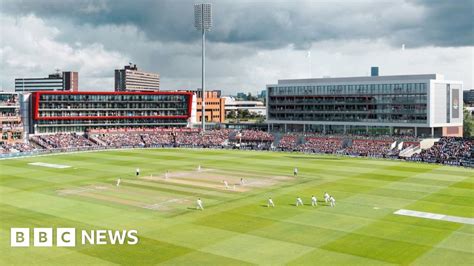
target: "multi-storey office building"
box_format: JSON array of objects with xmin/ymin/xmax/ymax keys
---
[
  {"xmin": 266, "ymin": 74, "xmax": 463, "ymax": 137},
  {"xmin": 15, "ymin": 72, "xmax": 78, "ymax": 92},
  {"xmin": 195, "ymin": 90, "xmax": 225, "ymax": 123},
  {"xmin": 0, "ymin": 93, "xmax": 24, "ymax": 143},
  {"xmin": 30, "ymin": 91, "xmax": 193, "ymax": 134},
  {"xmin": 179, "ymin": 90, "xmax": 225, "ymax": 123},
  {"xmin": 115, "ymin": 64, "xmax": 160, "ymax": 92}
]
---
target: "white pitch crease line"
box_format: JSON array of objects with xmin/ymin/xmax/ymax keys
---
[
  {"xmin": 28, "ymin": 162, "xmax": 71, "ymax": 169},
  {"xmin": 394, "ymin": 209, "xmax": 474, "ymax": 225}
]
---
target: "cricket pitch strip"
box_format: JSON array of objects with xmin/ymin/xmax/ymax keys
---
[{"xmin": 141, "ymin": 169, "xmax": 294, "ymax": 192}]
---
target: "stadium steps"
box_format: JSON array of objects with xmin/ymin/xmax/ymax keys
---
[
  {"xmin": 297, "ymin": 135, "xmax": 305, "ymax": 145},
  {"xmin": 419, "ymin": 138, "xmax": 440, "ymax": 150},
  {"xmin": 87, "ymin": 135, "xmax": 107, "ymax": 146},
  {"xmin": 27, "ymin": 138, "xmax": 45, "ymax": 150},
  {"xmin": 29, "ymin": 136, "xmax": 50, "ymax": 149},
  {"xmin": 399, "ymin": 145, "xmax": 421, "ymax": 157},
  {"xmin": 342, "ymin": 138, "xmax": 352, "ymax": 148},
  {"xmin": 228, "ymin": 131, "xmax": 238, "ymax": 140},
  {"xmin": 73, "ymin": 133, "xmax": 96, "ymax": 146},
  {"xmin": 272, "ymin": 133, "xmax": 283, "ymax": 146}
]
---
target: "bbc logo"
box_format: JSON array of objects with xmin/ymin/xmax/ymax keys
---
[{"xmin": 11, "ymin": 228, "xmax": 75, "ymax": 247}]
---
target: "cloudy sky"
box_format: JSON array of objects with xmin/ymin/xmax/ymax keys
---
[{"xmin": 0, "ymin": 0, "xmax": 472, "ymax": 94}]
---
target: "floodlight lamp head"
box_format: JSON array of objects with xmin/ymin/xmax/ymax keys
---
[{"xmin": 194, "ymin": 3, "xmax": 212, "ymax": 31}]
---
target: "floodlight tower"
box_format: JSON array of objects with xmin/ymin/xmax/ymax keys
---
[{"xmin": 194, "ymin": 3, "xmax": 212, "ymax": 132}]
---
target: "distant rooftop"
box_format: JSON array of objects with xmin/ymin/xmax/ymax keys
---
[{"xmin": 278, "ymin": 74, "xmax": 442, "ymax": 85}]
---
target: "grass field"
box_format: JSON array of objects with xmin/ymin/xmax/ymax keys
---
[{"xmin": 1, "ymin": 148, "xmax": 473, "ymax": 265}]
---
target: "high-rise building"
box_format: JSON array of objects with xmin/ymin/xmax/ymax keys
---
[
  {"xmin": 114, "ymin": 64, "xmax": 160, "ymax": 92},
  {"xmin": 15, "ymin": 72, "xmax": 78, "ymax": 92}
]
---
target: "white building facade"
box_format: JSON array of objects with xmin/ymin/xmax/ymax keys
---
[
  {"xmin": 223, "ymin": 96, "xmax": 266, "ymax": 116},
  {"xmin": 266, "ymin": 74, "xmax": 463, "ymax": 137}
]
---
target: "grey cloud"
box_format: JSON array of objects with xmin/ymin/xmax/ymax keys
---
[
  {"xmin": 1, "ymin": 0, "xmax": 472, "ymax": 93},
  {"xmin": 1, "ymin": 0, "xmax": 472, "ymax": 49},
  {"xmin": 408, "ymin": 0, "xmax": 474, "ymax": 47}
]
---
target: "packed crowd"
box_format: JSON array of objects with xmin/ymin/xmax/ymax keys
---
[
  {"xmin": 238, "ymin": 130, "xmax": 274, "ymax": 142},
  {"xmin": 278, "ymin": 135, "xmax": 298, "ymax": 150},
  {"xmin": 91, "ymin": 130, "xmax": 230, "ymax": 148},
  {"xmin": 0, "ymin": 142, "xmax": 37, "ymax": 154},
  {"xmin": 175, "ymin": 130, "xmax": 230, "ymax": 147},
  {"xmin": 141, "ymin": 133, "xmax": 174, "ymax": 146},
  {"xmin": 96, "ymin": 133, "xmax": 145, "ymax": 148},
  {"xmin": 299, "ymin": 137, "xmax": 344, "ymax": 154},
  {"xmin": 341, "ymin": 140, "xmax": 393, "ymax": 157},
  {"xmin": 410, "ymin": 137, "xmax": 473, "ymax": 165},
  {"xmin": 1, "ymin": 130, "xmax": 470, "ymax": 167},
  {"xmin": 31, "ymin": 133, "xmax": 96, "ymax": 149}
]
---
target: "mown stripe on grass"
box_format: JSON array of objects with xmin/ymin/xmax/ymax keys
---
[
  {"xmin": 0, "ymin": 203, "xmax": 195, "ymax": 264},
  {"xmin": 193, "ymin": 211, "xmax": 275, "ymax": 233},
  {"xmin": 322, "ymin": 233, "xmax": 432, "ymax": 264},
  {"xmin": 287, "ymin": 247, "xmax": 392, "ymax": 265},
  {"xmin": 449, "ymin": 180, "xmax": 474, "ymax": 190},
  {"xmin": 158, "ymin": 250, "xmax": 254, "ymax": 266}
]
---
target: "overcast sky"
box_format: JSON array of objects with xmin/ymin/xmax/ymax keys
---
[{"xmin": 0, "ymin": 0, "xmax": 472, "ymax": 94}]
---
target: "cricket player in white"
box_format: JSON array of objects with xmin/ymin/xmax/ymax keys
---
[
  {"xmin": 136, "ymin": 168, "xmax": 140, "ymax": 176},
  {"xmin": 196, "ymin": 198, "xmax": 204, "ymax": 210},
  {"xmin": 223, "ymin": 180, "xmax": 229, "ymax": 189},
  {"xmin": 197, "ymin": 165, "xmax": 201, "ymax": 172},
  {"xmin": 296, "ymin": 196, "xmax": 304, "ymax": 207},
  {"xmin": 116, "ymin": 178, "xmax": 121, "ymax": 187},
  {"xmin": 267, "ymin": 197, "xmax": 275, "ymax": 207},
  {"xmin": 329, "ymin": 196, "xmax": 336, "ymax": 207},
  {"xmin": 311, "ymin": 195, "xmax": 317, "ymax": 207},
  {"xmin": 294, "ymin": 168, "xmax": 298, "ymax": 177},
  {"xmin": 240, "ymin": 178, "xmax": 245, "ymax": 185},
  {"xmin": 324, "ymin": 192, "xmax": 330, "ymax": 203},
  {"xmin": 164, "ymin": 171, "xmax": 168, "ymax": 179}
]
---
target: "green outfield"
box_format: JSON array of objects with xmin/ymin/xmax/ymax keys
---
[{"xmin": 1, "ymin": 148, "xmax": 473, "ymax": 265}]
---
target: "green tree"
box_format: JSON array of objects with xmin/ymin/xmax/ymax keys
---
[
  {"xmin": 240, "ymin": 109, "xmax": 251, "ymax": 118},
  {"xmin": 226, "ymin": 110, "xmax": 236, "ymax": 119},
  {"xmin": 464, "ymin": 107, "xmax": 474, "ymax": 137},
  {"xmin": 247, "ymin": 93, "xmax": 258, "ymax": 101}
]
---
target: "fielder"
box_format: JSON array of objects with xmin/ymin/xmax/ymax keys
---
[
  {"xmin": 223, "ymin": 180, "xmax": 229, "ymax": 189},
  {"xmin": 329, "ymin": 196, "xmax": 336, "ymax": 207},
  {"xmin": 197, "ymin": 165, "xmax": 201, "ymax": 172},
  {"xmin": 116, "ymin": 178, "xmax": 121, "ymax": 187},
  {"xmin": 324, "ymin": 192, "xmax": 330, "ymax": 203},
  {"xmin": 296, "ymin": 196, "xmax": 304, "ymax": 207},
  {"xmin": 136, "ymin": 168, "xmax": 140, "ymax": 176},
  {"xmin": 196, "ymin": 198, "xmax": 204, "ymax": 210},
  {"xmin": 240, "ymin": 178, "xmax": 245, "ymax": 185},
  {"xmin": 267, "ymin": 197, "xmax": 275, "ymax": 207},
  {"xmin": 311, "ymin": 195, "xmax": 317, "ymax": 207},
  {"xmin": 294, "ymin": 167, "xmax": 298, "ymax": 177}
]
